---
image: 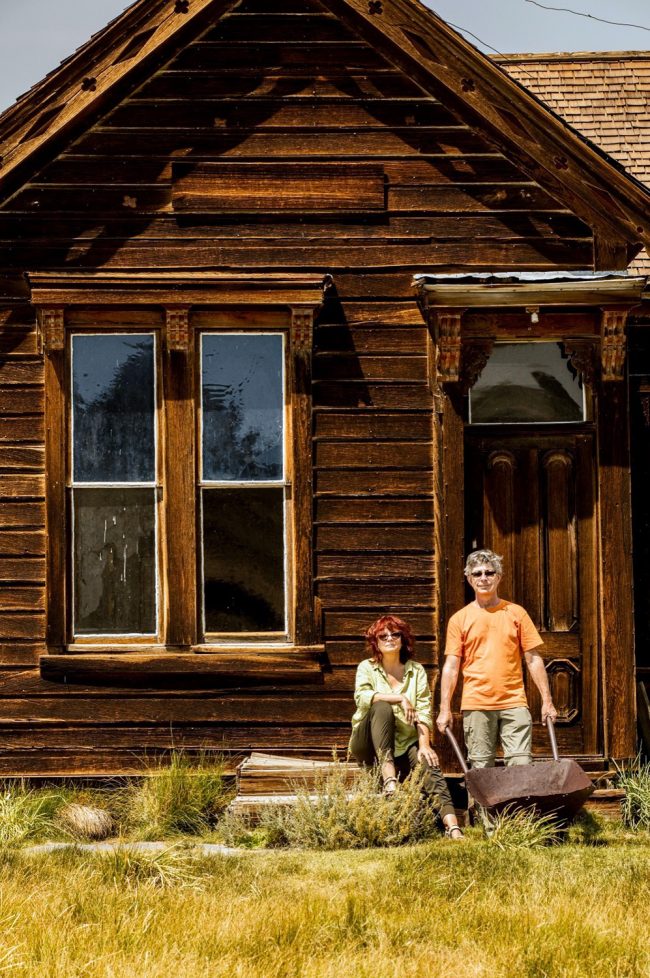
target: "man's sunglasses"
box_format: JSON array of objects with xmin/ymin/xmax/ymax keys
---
[{"xmin": 470, "ymin": 570, "xmax": 497, "ymax": 578}]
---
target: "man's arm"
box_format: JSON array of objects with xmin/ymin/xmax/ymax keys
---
[
  {"xmin": 524, "ymin": 650, "xmax": 558, "ymax": 723},
  {"xmin": 436, "ymin": 655, "xmax": 461, "ymax": 733}
]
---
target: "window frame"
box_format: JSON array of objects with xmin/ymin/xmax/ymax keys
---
[{"xmin": 33, "ymin": 273, "xmax": 323, "ymax": 655}]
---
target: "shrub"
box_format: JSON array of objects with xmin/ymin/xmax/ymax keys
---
[
  {"xmin": 258, "ymin": 761, "xmax": 441, "ymax": 849},
  {"xmin": 617, "ymin": 755, "xmax": 650, "ymax": 829},
  {"xmin": 123, "ymin": 752, "xmax": 231, "ymax": 838},
  {"xmin": 485, "ymin": 804, "xmax": 562, "ymax": 850}
]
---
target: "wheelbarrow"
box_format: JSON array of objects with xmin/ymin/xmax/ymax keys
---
[{"xmin": 445, "ymin": 718, "xmax": 594, "ymax": 821}]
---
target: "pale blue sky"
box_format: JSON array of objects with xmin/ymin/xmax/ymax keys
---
[{"xmin": 0, "ymin": 0, "xmax": 649, "ymax": 113}]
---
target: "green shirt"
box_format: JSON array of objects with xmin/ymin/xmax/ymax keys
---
[{"xmin": 350, "ymin": 658, "xmax": 433, "ymax": 756}]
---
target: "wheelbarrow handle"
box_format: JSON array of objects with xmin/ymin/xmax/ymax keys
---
[
  {"xmin": 444, "ymin": 727, "xmax": 470, "ymax": 775},
  {"xmin": 546, "ymin": 715, "xmax": 560, "ymax": 761}
]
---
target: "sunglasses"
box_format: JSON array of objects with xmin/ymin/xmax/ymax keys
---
[
  {"xmin": 377, "ymin": 631, "xmax": 401, "ymax": 640},
  {"xmin": 470, "ymin": 569, "xmax": 497, "ymax": 578}
]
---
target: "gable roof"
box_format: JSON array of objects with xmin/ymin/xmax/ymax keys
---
[
  {"xmin": 499, "ymin": 52, "xmax": 650, "ymax": 271},
  {"xmin": 1, "ymin": 0, "xmax": 650, "ymax": 254},
  {"xmin": 499, "ymin": 52, "xmax": 650, "ymax": 189}
]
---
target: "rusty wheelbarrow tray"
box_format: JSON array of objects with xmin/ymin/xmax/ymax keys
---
[{"xmin": 446, "ymin": 719, "xmax": 594, "ymax": 821}]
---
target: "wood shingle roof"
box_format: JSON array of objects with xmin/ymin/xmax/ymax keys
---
[{"xmin": 499, "ymin": 52, "xmax": 650, "ymax": 270}]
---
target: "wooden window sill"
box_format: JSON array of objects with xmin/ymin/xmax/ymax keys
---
[{"xmin": 39, "ymin": 648, "xmax": 325, "ymax": 687}]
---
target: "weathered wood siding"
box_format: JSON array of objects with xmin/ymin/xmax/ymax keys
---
[{"xmin": 0, "ymin": 0, "xmax": 596, "ymax": 772}]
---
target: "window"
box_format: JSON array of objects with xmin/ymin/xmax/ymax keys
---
[
  {"xmin": 71, "ymin": 333, "xmax": 158, "ymax": 636},
  {"xmin": 35, "ymin": 273, "xmax": 322, "ymax": 653},
  {"xmin": 200, "ymin": 333, "xmax": 287, "ymax": 636},
  {"xmin": 469, "ymin": 342, "xmax": 586, "ymax": 424}
]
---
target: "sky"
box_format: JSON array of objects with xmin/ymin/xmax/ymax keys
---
[{"xmin": 0, "ymin": 0, "xmax": 649, "ymax": 113}]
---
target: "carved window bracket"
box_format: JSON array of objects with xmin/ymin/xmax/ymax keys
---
[
  {"xmin": 563, "ymin": 339, "xmax": 597, "ymax": 386},
  {"xmin": 290, "ymin": 306, "xmax": 315, "ymax": 356},
  {"xmin": 165, "ymin": 306, "xmax": 191, "ymax": 353},
  {"xmin": 37, "ymin": 308, "xmax": 65, "ymax": 354},
  {"xmin": 460, "ymin": 338, "xmax": 493, "ymax": 392}
]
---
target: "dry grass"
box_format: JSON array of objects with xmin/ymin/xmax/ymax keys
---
[{"xmin": 0, "ymin": 825, "xmax": 648, "ymax": 977}]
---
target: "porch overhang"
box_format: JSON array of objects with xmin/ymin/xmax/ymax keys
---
[
  {"xmin": 413, "ymin": 271, "xmax": 648, "ymax": 386},
  {"xmin": 413, "ymin": 271, "xmax": 648, "ymax": 309}
]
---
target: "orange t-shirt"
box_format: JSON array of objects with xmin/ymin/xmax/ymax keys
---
[{"xmin": 445, "ymin": 600, "xmax": 543, "ymax": 711}]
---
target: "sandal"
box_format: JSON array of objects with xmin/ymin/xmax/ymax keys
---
[
  {"xmin": 445, "ymin": 825, "xmax": 465, "ymax": 841},
  {"xmin": 382, "ymin": 777, "xmax": 398, "ymax": 797}
]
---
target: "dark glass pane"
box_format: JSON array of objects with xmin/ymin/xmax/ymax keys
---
[
  {"xmin": 202, "ymin": 334, "xmax": 283, "ymax": 481},
  {"xmin": 470, "ymin": 343, "xmax": 584, "ymax": 424},
  {"xmin": 73, "ymin": 334, "xmax": 155, "ymax": 482},
  {"xmin": 73, "ymin": 487, "xmax": 156, "ymax": 635},
  {"xmin": 203, "ymin": 487, "xmax": 285, "ymax": 633}
]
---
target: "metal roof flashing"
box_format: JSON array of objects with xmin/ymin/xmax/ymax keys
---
[{"xmin": 413, "ymin": 271, "xmax": 648, "ymax": 308}]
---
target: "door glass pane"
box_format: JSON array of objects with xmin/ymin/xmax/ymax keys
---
[
  {"xmin": 72, "ymin": 334, "xmax": 155, "ymax": 482},
  {"xmin": 203, "ymin": 487, "xmax": 285, "ymax": 633},
  {"xmin": 73, "ymin": 487, "xmax": 156, "ymax": 635},
  {"xmin": 469, "ymin": 342, "xmax": 584, "ymax": 424},
  {"xmin": 202, "ymin": 334, "xmax": 284, "ymax": 481}
]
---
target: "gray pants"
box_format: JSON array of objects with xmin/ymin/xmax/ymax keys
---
[
  {"xmin": 349, "ymin": 700, "xmax": 456, "ymax": 817},
  {"xmin": 463, "ymin": 706, "xmax": 533, "ymax": 768}
]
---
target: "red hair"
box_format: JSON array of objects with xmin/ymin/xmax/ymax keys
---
[{"xmin": 365, "ymin": 615, "xmax": 415, "ymax": 664}]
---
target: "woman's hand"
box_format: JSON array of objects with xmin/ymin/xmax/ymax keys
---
[
  {"xmin": 399, "ymin": 695, "xmax": 417, "ymax": 724},
  {"xmin": 417, "ymin": 744, "xmax": 439, "ymax": 767}
]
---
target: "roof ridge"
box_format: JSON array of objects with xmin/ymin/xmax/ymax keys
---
[{"xmin": 497, "ymin": 51, "xmax": 650, "ymax": 63}]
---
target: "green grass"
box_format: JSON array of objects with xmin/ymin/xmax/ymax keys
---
[{"xmin": 0, "ymin": 827, "xmax": 648, "ymax": 977}]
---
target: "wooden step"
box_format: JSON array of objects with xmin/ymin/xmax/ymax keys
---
[
  {"xmin": 39, "ymin": 650, "xmax": 325, "ymax": 687},
  {"xmin": 236, "ymin": 751, "xmax": 359, "ymax": 795}
]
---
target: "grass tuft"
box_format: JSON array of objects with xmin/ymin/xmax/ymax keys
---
[
  {"xmin": 485, "ymin": 804, "xmax": 563, "ymax": 849},
  {"xmin": 616, "ymin": 754, "xmax": 650, "ymax": 829},
  {"xmin": 57, "ymin": 803, "xmax": 115, "ymax": 841},
  {"xmin": 257, "ymin": 761, "xmax": 441, "ymax": 849},
  {"xmin": 0, "ymin": 783, "xmax": 64, "ymax": 849},
  {"xmin": 123, "ymin": 751, "xmax": 231, "ymax": 838},
  {"xmin": 97, "ymin": 844, "xmax": 205, "ymax": 890}
]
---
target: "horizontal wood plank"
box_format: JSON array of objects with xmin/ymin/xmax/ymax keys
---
[
  {"xmin": 316, "ymin": 554, "xmax": 436, "ymax": 579},
  {"xmin": 0, "ymin": 559, "xmax": 45, "ymax": 582},
  {"xmin": 315, "ymin": 470, "xmax": 434, "ymax": 496},
  {"xmin": 172, "ymin": 161, "xmax": 386, "ymax": 214},
  {"xmin": 314, "ymin": 412, "xmax": 431, "ymax": 440},
  {"xmin": 316, "ymin": 498, "xmax": 433, "ymax": 522},
  {"xmin": 316, "ymin": 442, "xmax": 432, "ymax": 468},
  {"xmin": 316, "ymin": 524, "xmax": 432, "ymax": 552}
]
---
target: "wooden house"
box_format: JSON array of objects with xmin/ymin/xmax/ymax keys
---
[{"xmin": 0, "ymin": 0, "xmax": 649, "ymax": 775}]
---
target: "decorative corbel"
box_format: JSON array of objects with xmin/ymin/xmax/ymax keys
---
[
  {"xmin": 165, "ymin": 306, "xmax": 191, "ymax": 353},
  {"xmin": 36, "ymin": 307, "xmax": 65, "ymax": 354},
  {"xmin": 290, "ymin": 305, "xmax": 315, "ymax": 356},
  {"xmin": 427, "ymin": 307, "xmax": 466, "ymax": 384},
  {"xmin": 601, "ymin": 307, "xmax": 629, "ymax": 382},
  {"xmin": 563, "ymin": 339, "xmax": 597, "ymax": 386},
  {"xmin": 460, "ymin": 338, "xmax": 493, "ymax": 393}
]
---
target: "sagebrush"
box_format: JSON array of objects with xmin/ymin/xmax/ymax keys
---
[{"xmin": 258, "ymin": 761, "xmax": 442, "ymax": 849}]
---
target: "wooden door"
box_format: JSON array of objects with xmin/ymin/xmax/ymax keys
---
[{"xmin": 465, "ymin": 431, "xmax": 600, "ymax": 759}]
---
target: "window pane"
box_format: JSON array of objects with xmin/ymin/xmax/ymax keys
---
[
  {"xmin": 73, "ymin": 487, "xmax": 156, "ymax": 635},
  {"xmin": 203, "ymin": 487, "xmax": 285, "ymax": 633},
  {"xmin": 202, "ymin": 334, "xmax": 284, "ymax": 481},
  {"xmin": 469, "ymin": 343, "xmax": 584, "ymax": 424},
  {"xmin": 72, "ymin": 334, "xmax": 155, "ymax": 482}
]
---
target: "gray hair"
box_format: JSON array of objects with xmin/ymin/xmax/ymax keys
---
[{"xmin": 464, "ymin": 549, "xmax": 503, "ymax": 577}]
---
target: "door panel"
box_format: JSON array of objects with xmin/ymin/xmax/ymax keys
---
[{"xmin": 465, "ymin": 431, "xmax": 599, "ymax": 757}]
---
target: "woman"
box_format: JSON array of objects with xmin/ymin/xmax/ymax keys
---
[{"xmin": 349, "ymin": 614, "xmax": 463, "ymax": 839}]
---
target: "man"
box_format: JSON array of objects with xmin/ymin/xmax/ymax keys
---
[{"xmin": 436, "ymin": 549, "xmax": 557, "ymax": 768}]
